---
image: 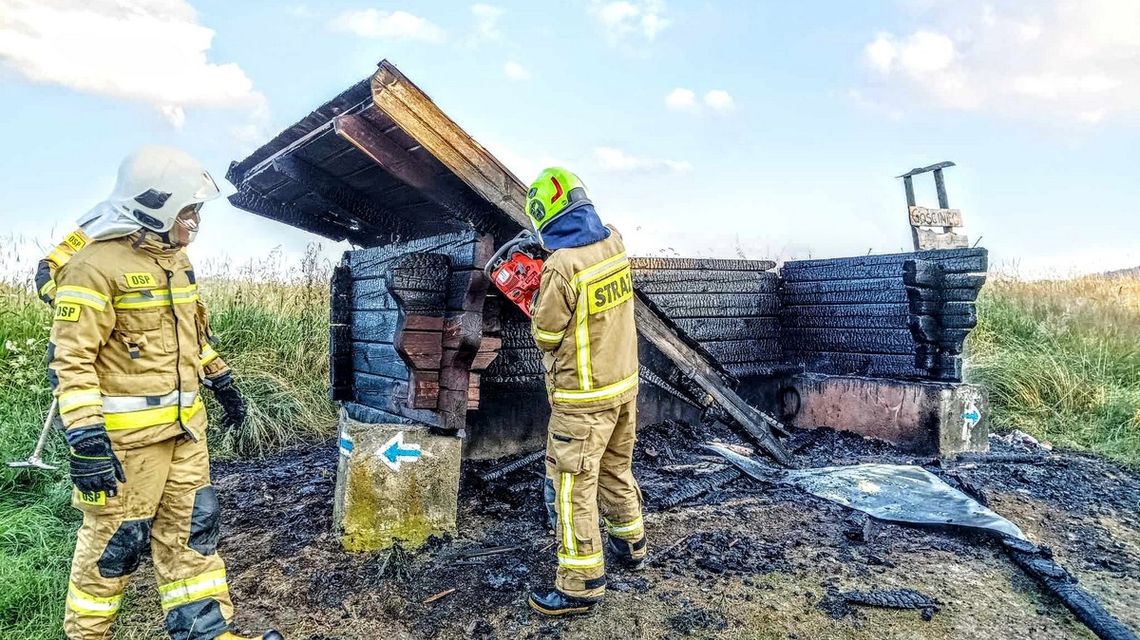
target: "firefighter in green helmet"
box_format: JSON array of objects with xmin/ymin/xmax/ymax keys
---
[{"xmin": 524, "ymin": 167, "xmax": 647, "ymax": 616}]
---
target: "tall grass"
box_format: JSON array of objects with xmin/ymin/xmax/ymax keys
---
[
  {"xmin": 967, "ymin": 274, "xmax": 1140, "ymax": 464},
  {"xmin": 0, "ymin": 238, "xmax": 336, "ymax": 638}
]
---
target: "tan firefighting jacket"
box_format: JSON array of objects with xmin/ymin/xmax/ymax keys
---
[
  {"xmin": 48, "ymin": 232, "xmax": 230, "ymax": 449},
  {"xmin": 531, "ymin": 226, "xmax": 638, "ymax": 413}
]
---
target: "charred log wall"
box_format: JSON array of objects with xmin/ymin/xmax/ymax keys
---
[
  {"xmin": 632, "ymin": 257, "xmax": 782, "ymax": 379},
  {"xmin": 330, "ymin": 230, "xmax": 495, "ymax": 430},
  {"xmin": 779, "ymin": 248, "xmax": 988, "ymax": 382}
]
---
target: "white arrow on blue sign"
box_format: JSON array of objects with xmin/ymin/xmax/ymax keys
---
[{"xmin": 377, "ymin": 431, "xmax": 422, "ymax": 472}]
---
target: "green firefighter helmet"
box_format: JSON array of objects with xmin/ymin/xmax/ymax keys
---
[{"xmin": 525, "ymin": 167, "xmax": 592, "ymax": 233}]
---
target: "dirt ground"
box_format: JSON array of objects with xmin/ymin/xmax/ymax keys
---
[{"xmin": 115, "ymin": 420, "xmax": 1140, "ymax": 640}]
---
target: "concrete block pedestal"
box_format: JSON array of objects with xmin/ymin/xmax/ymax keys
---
[
  {"xmin": 781, "ymin": 374, "xmax": 988, "ymax": 456},
  {"xmin": 333, "ymin": 410, "xmax": 462, "ymax": 552}
]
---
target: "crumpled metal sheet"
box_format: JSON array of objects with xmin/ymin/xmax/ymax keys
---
[{"xmin": 705, "ymin": 444, "xmax": 1027, "ymax": 541}]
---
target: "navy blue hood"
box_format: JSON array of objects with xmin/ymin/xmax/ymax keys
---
[{"xmin": 540, "ymin": 203, "xmax": 610, "ymax": 251}]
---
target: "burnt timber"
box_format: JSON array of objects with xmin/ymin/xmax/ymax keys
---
[{"xmin": 228, "ymin": 60, "xmax": 990, "ymax": 460}]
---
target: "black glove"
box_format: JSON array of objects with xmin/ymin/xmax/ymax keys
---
[
  {"xmin": 206, "ymin": 372, "xmax": 247, "ymax": 429},
  {"xmin": 67, "ymin": 427, "xmax": 126, "ymax": 497}
]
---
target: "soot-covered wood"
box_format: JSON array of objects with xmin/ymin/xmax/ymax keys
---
[
  {"xmin": 342, "ymin": 230, "xmax": 493, "ymax": 429},
  {"xmin": 780, "ymin": 249, "xmax": 988, "ymax": 382}
]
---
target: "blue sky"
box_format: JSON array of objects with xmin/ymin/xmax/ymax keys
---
[{"xmin": 1, "ymin": 0, "xmax": 1138, "ymax": 277}]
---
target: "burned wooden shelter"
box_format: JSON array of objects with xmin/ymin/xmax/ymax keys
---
[{"xmin": 228, "ymin": 60, "xmax": 990, "ymax": 549}]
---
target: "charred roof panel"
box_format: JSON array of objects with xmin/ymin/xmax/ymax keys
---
[{"xmin": 227, "ymin": 61, "xmax": 520, "ymax": 247}]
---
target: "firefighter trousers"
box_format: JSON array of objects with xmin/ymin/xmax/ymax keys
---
[
  {"xmin": 544, "ymin": 398, "xmax": 647, "ymax": 599},
  {"xmin": 65, "ymin": 433, "xmax": 234, "ymax": 640}
]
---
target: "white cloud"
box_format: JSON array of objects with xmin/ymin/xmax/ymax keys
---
[
  {"xmin": 665, "ymin": 87, "xmax": 697, "ymax": 111},
  {"xmin": 504, "ymin": 61, "xmax": 530, "ymax": 81},
  {"xmin": 858, "ymin": 0, "xmax": 1140, "ymax": 124},
  {"xmin": 329, "ymin": 9, "xmax": 445, "ymax": 43},
  {"xmin": 0, "ymin": 0, "xmax": 265, "ymax": 128},
  {"xmin": 588, "ymin": 0, "xmax": 669, "ymax": 47},
  {"xmin": 470, "ymin": 4, "xmax": 504, "ymax": 43},
  {"xmin": 703, "ymin": 89, "xmax": 735, "ymax": 111},
  {"xmin": 593, "ymin": 146, "xmax": 691, "ymax": 173}
]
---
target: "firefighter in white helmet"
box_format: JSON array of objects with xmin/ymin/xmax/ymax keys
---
[{"xmin": 48, "ymin": 146, "xmax": 281, "ymax": 640}]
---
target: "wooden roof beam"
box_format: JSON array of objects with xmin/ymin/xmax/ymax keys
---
[{"xmin": 333, "ymin": 113, "xmax": 509, "ymax": 241}]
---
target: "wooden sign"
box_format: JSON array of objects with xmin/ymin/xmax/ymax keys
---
[
  {"xmin": 909, "ymin": 206, "xmax": 962, "ymax": 228},
  {"xmin": 916, "ymin": 228, "xmax": 969, "ymax": 250}
]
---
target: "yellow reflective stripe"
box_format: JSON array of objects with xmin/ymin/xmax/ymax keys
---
[
  {"xmin": 199, "ymin": 343, "xmax": 219, "ymax": 366},
  {"xmin": 567, "ymin": 253, "xmax": 629, "ymax": 391},
  {"xmin": 559, "ymin": 472, "xmax": 576, "ymax": 555},
  {"xmin": 39, "ymin": 278, "xmax": 57, "ymax": 298},
  {"xmin": 113, "ymin": 285, "xmax": 199, "ymax": 309},
  {"xmin": 104, "ymin": 398, "xmax": 204, "ymax": 431},
  {"xmin": 533, "ymin": 326, "xmax": 565, "ymax": 344},
  {"xmin": 58, "ymin": 389, "xmax": 103, "ymax": 415},
  {"xmin": 557, "ymin": 551, "xmax": 604, "ymax": 569},
  {"xmin": 574, "ymin": 289, "xmax": 592, "ymax": 390},
  {"xmin": 55, "ymin": 286, "xmax": 109, "ymax": 311},
  {"xmin": 67, "ymin": 582, "xmax": 122, "ymax": 616},
  {"xmin": 568, "ymin": 252, "xmax": 629, "ymax": 287},
  {"xmin": 605, "ymin": 515, "xmax": 644, "ymax": 538},
  {"xmin": 48, "ymin": 248, "xmax": 70, "ymax": 267},
  {"xmin": 553, "ymin": 372, "xmax": 639, "ymax": 403},
  {"xmin": 158, "ymin": 569, "xmax": 228, "ymax": 610}
]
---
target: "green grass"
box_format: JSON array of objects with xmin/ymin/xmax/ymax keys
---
[
  {"xmin": 0, "ymin": 243, "xmax": 337, "ymax": 639},
  {"xmin": 967, "ymin": 274, "xmax": 1140, "ymax": 465}
]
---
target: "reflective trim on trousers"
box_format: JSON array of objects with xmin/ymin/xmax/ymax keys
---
[
  {"xmin": 557, "ymin": 551, "xmax": 604, "ymax": 569},
  {"xmin": 605, "ymin": 515, "xmax": 644, "ymax": 539},
  {"xmin": 67, "ymin": 582, "xmax": 123, "ymax": 617},
  {"xmin": 559, "ymin": 472, "xmax": 576, "ymax": 556},
  {"xmin": 158, "ymin": 569, "xmax": 229, "ymax": 610}
]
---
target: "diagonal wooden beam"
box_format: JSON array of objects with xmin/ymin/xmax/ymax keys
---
[
  {"xmin": 333, "ymin": 114, "xmax": 508, "ymax": 240},
  {"xmin": 371, "ymin": 61, "xmax": 529, "ymax": 229}
]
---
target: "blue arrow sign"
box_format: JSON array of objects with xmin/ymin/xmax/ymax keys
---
[
  {"xmin": 962, "ymin": 401, "xmax": 982, "ymax": 432},
  {"xmin": 378, "ymin": 432, "xmax": 421, "ymax": 471}
]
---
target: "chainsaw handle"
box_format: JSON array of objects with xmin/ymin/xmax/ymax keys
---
[{"xmin": 484, "ymin": 230, "xmax": 539, "ymax": 279}]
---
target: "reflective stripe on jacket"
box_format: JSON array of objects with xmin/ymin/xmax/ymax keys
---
[
  {"xmin": 531, "ymin": 226, "xmax": 638, "ymax": 413},
  {"xmin": 48, "ymin": 232, "xmax": 228, "ymax": 449}
]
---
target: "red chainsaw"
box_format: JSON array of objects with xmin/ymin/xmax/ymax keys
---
[{"xmin": 485, "ymin": 230, "xmax": 545, "ymax": 317}]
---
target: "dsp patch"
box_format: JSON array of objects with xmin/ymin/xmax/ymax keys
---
[
  {"xmin": 586, "ymin": 266, "xmax": 633, "ymax": 315},
  {"xmin": 123, "ymin": 272, "xmax": 157, "ymax": 289},
  {"xmin": 64, "ymin": 231, "xmax": 89, "ymax": 251},
  {"xmin": 55, "ymin": 303, "xmax": 81, "ymax": 322},
  {"xmin": 77, "ymin": 489, "xmax": 106, "ymax": 506}
]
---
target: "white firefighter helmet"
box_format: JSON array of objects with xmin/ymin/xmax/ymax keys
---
[{"xmin": 108, "ymin": 145, "xmax": 221, "ymax": 233}]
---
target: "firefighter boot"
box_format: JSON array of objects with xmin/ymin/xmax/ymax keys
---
[
  {"xmin": 607, "ymin": 535, "xmax": 648, "ymax": 571},
  {"xmin": 218, "ymin": 631, "xmax": 285, "ymax": 640},
  {"xmin": 528, "ymin": 590, "xmax": 600, "ymax": 617}
]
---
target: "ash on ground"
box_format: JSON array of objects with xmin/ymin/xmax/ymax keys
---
[{"xmin": 208, "ymin": 419, "xmax": 1140, "ymax": 639}]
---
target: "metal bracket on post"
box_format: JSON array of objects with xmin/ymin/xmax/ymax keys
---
[{"xmin": 897, "ymin": 162, "xmax": 967, "ymax": 251}]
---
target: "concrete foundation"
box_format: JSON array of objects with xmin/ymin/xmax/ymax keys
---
[
  {"xmin": 780, "ymin": 374, "xmax": 988, "ymax": 456},
  {"xmin": 333, "ymin": 410, "xmax": 462, "ymax": 551}
]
